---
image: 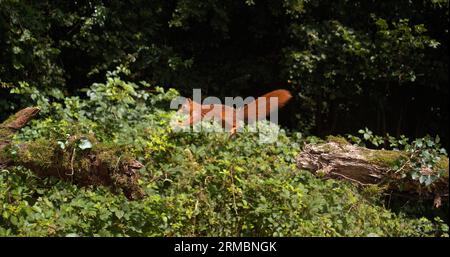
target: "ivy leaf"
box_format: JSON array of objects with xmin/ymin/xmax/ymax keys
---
[
  {"xmin": 424, "ymin": 176, "xmax": 433, "ymax": 186},
  {"xmin": 115, "ymin": 210, "xmax": 125, "ymax": 219},
  {"xmin": 416, "ymin": 140, "xmax": 423, "ymax": 148},
  {"xmin": 57, "ymin": 141, "xmax": 66, "ymax": 150},
  {"xmin": 419, "ymin": 175, "xmax": 426, "ymax": 184},
  {"xmin": 78, "ymin": 139, "xmax": 93, "ymax": 150}
]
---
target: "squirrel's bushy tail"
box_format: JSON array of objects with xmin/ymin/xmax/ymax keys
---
[{"xmin": 239, "ymin": 89, "xmax": 293, "ymax": 123}]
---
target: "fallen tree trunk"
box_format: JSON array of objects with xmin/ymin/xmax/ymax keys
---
[
  {"xmin": 296, "ymin": 139, "xmax": 448, "ymax": 207},
  {"xmin": 0, "ymin": 107, "xmax": 41, "ymax": 150},
  {"xmin": 0, "ymin": 107, "xmax": 144, "ymax": 200}
]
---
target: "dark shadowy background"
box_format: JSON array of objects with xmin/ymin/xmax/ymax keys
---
[{"xmin": 1, "ymin": 0, "xmax": 448, "ymax": 145}]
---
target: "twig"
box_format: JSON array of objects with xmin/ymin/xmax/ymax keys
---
[
  {"xmin": 230, "ymin": 167, "xmax": 238, "ymax": 215},
  {"xmin": 67, "ymin": 148, "xmax": 76, "ymax": 176}
]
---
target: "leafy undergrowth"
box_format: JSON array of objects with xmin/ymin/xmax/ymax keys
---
[{"xmin": 1, "ymin": 70, "xmax": 448, "ymax": 236}]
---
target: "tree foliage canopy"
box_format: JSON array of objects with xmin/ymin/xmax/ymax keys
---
[{"xmin": 1, "ymin": 0, "xmax": 448, "ymax": 142}]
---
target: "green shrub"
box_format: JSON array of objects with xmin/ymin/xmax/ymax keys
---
[{"xmin": 1, "ymin": 74, "xmax": 447, "ymax": 237}]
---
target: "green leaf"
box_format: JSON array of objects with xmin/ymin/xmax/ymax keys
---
[
  {"xmin": 424, "ymin": 176, "xmax": 433, "ymax": 186},
  {"xmin": 419, "ymin": 175, "xmax": 426, "ymax": 184},
  {"xmin": 78, "ymin": 139, "xmax": 93, "ymax": 150},
  {"xmin": 57, "ymin": 141, "xmax": 66, "ymax": 150},
  {"xmin": 115, "ymin": 210, "xmax": 125, "ymax": 219}
]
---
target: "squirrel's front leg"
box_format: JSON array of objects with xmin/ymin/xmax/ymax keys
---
[{"xmin": 228, "ymin": 125, "xmax": 237, "ymax": 139}]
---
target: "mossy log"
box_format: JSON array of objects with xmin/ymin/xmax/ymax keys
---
[
  {"xmin": 0, "ymin": 107, "xmax": 144, "ymax": 200},
  {"xmin": 296, "ymin": 140, "xmax": 449, "ymax": 207}
]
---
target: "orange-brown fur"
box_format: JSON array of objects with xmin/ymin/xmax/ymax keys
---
[{"xmin": 176, "ymin": 89, "xmax": 293, "ymax": 135}]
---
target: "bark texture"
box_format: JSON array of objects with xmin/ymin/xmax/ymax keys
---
[
  {"xmin": 296, "ymin": 141, "xmax": 448, "ymax": 206},
  {"xmin": 0, "ymin": 107, "xmax": 144, "ymax": 200}
]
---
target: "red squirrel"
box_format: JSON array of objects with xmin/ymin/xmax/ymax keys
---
[{"xmin": 174, "ymin": 89, "xmax": 293, "ymax": 135}]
